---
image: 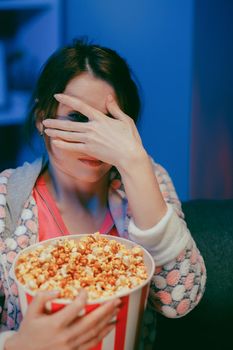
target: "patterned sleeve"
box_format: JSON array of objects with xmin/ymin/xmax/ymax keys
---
[
  {"xmin": 0, "ymin": 264, "xmax": 4, "ymax": 318},
  {"xmin": 150, "ymin": 239, "xmax": 206, "ymax": 318},
  {"xmin": 0, "ymin": 169, "xmax": 13, "ymax": 326},
  {"xmin": 148, "ymin": 160, "xmax": 206, "ymax": 318}
]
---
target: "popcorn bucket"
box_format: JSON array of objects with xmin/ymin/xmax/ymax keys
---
[{"xmin": 13, "ymin": 234, "xmax": 155, "ymax": 350}]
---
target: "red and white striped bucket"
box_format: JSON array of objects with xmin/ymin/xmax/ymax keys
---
[{"xmin": 13, "ymin": 235, "xmax": 155, "ymax": 350}]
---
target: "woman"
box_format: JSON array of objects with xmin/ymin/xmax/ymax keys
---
[{"xmin": 0, "ymin": 38, "xmax": 206, "ymax": 349}]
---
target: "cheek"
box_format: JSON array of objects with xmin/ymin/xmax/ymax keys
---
[{"xmin": 48, "ymin": 140, "xmax": 77, "ymax": 161}]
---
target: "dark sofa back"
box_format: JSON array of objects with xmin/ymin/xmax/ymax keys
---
[{"xmin": 154, "ymin": 199, "xmax": 233, "ymax": 350}]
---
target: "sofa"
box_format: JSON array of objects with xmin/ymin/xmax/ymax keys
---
[{"xmin": 153, "ymin": 199, "xmax": 233, "ymax": 350}]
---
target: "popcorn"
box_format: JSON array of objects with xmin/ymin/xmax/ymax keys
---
[{"xmin": 15, "ymin": 233, "xmax": 148, "ymax": 301}]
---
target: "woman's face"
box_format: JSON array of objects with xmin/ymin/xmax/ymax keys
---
[{"xmin": 45, "ymin": 72, "xmax": 116, "ymax": 183}]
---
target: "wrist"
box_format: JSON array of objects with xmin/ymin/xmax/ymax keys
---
[{"xmin": 117, "ymin": 146, "xmax": 149, "ymax": 175}]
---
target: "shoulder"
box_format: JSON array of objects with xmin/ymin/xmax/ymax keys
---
[
  {"xmin": 148, "ymin": 157, "xmax": 175, "ymax": 190},
  {"xmin": 0, "ymin": 158, "xmax": 43, "ymax": 205},
  {"xmin": 109, "ymin": 158, "xmax": 174, "ymax": 194},
  {"xmin": 0, "ymin": 168, "xmax": 14, "ymax": 180},
  {"xmin": 0, "ymin": 168, "xmax": 14, "ymax": 199},
  {"xmin": 1, "ymin": 158, "xmax": 43, "ymax": 185},
  {"xmin": 149, "ymin": 157, "xmax": 171, "ymax": 177},
  {"xmin": 0, "ymin": 159, "xmax": 43, "ymax": 238},
  {"xmin": 0, "ymin": 159, "xmax": 41, "ymax": 178},
  {"xmin": 148, "ymin": 157, "xmax": 183, "ymax": 213}
]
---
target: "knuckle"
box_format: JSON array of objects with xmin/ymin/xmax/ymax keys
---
[
  {"xmin": 90, "ymin": 328, "xmax": 98, "ymax": 338},
  {"xmin": 91, "ymin": 336, "xmax": 101, "ymax": 347},
  {"xmin": 34, "ymin": 291, "xmax": 45, "ymax": 302},
  {"xmin": 91, "ymin": 119, "xmax": 99, "ymax": 127},
  {"xmin": 51, "ymin": 315, "xmax": 62, "ymax": 329},
  {"xmin": 73, "ymin": 99, "xmax": 81, "ymax": 109},
  {"xmin": 85, "ymin": 122, "xmax": 93, "ymax": 131},
  {"xmin": 80, "ymin": 337, "xmax": 100, "ymax": 350},
  {"xmin": 73, "ymin": 299, "xmax": 85, "ymax": 312},
  {"xmin": 68, "ymin": 133, "xmax": 76, "ymax": 141},
  {"xmin": 126, "ymin": 117, "xmax": 133, "ymax": 126},
  {"xmin": 84, "ymin": 133, "xmax": 91, "ymax": 142}
]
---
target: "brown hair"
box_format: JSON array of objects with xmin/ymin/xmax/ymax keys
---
[{"xmin": 26, "ymin": 37, "xmax": 141, "ymax": 141}]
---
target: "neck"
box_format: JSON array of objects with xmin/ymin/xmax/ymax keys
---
[{"xmin": 43, "ymin": 163, "xmax": 110, "ymax": 214}]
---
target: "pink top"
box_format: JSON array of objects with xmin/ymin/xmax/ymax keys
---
[{"xmin": 32, "ymin": 176, "xmax": 119, "ymax": 242}]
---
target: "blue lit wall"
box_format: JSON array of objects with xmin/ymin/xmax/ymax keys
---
[
  {"xmin": 190, "ymin": 0, "xmax": 233, "ymax": 199},
  {"xmin": 65, "ymin": 0, "xmax": 194, "ymax": 200},
  {"xmin": 1, "ymin": 0, "xmax": 232, "ymax": 200},
  {"xmin": 0, "ymin": 0, "xmax": 62, "ymax": 171}
]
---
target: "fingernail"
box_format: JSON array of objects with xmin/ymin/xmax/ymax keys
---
[
  {"xmin": 54, "ymin": 93, "xmax": 62, "ymax": 99},
  {"xmin": 77, "ymin": 289, "xmax": 87, "ymax": 300},
  {"xmin": 113, "ymin": 299, "xmax": 121, "ymax": 307},
  {"xmin": 78, "ymin": 308, "xmax": 85, "ymax": 316},
  {"xmin": 48, "ymin": 290, "xmax": 60, "ymax": 296}
]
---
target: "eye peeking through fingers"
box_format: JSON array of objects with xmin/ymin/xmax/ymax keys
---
[
  {"xmin": 67, "ymin": 112, "xmax": 89, "ymax": 123},
  {"xmin": 57, "ymin": 112, "xmax": 89, "ymax": 123},
  {"xmin": 68, "ymin": 111, "xmax": 114, "ymax": 120}
]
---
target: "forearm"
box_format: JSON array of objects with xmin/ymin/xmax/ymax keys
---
[
  {"xmin": 120, "ymin": 156, "xmax": 206, "ymax": 317},
  {"xmin": 149, "ymin": 237, "xmax": 206, "ymax": 318},
  {"xmin": 118, "ymin": 149, "xmax": 167, "ymax": 230}
]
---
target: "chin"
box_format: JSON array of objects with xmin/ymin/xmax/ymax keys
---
[{"xmin": 66, "ymin": 166, "xmax": 111, "ymax": 184}]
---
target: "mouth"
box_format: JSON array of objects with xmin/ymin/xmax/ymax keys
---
[{"xmin": 79, "ymin": 158, "xmax": 103, "ymax": 167}]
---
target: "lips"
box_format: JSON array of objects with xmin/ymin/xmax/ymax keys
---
[{"xmin": 79, "ymin": 158, "xmax": 103, "ymax": 167}]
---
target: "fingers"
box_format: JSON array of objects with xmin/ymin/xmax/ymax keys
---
[
  {"xmin": 68, "ymin": 298, "xmax": 121, "ymax": 348},
  {"xmin": 52, "ymin": 289, "xmax": 87, "ymax": 327},
  {"xmin": 43, "ymin": 118, "xmax": 89, "ymax": 132},
  {"xmin": 76, "ymin": 323, "xmax": 115, "ymax": 350},
  {"xmin": 43, "ymin": 94, "xmax": 130, "ymax": 134},
  {"xmin": 54, "ymin": 94, "xmax": 102, "ymax": 121},
  {"xmin": 106, "ymin": 94, "xmax": 129, "ymax": 121},
  {"xmin": 51, "ymin": 139, "xmax": 87, "ymax": 152},
  {"xmin": 26, "ymin": 291, "xmax": 59, "ymax": 318},
  {"xmin": 44, "ymin": 128, "xmax": 87, "ymax": 143},
  {"xmin": 71, "ymin": 307, "xmax": 119, "ymax": 347}
]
